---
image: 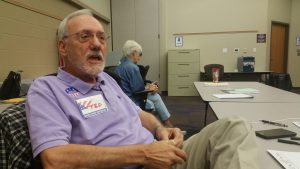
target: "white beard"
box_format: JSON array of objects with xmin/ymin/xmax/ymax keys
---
[
  {"xmin": 78, "ymin": 62, "xmax": 105, "ymax": 77},
  {"xmin": 66, "ymin": 55, "xmax": 105, "ymax": 77}
]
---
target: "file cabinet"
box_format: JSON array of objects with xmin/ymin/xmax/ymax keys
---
[{"xmin": 168, "ymin": 49, "xmax": 200, "ymax": 96}]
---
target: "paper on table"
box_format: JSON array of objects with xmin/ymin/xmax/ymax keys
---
[
  {"xmin": 204, "ymin": 82, "xmax": 229, "ymax": 87},
  {"xmin": 213, "ymin": 93, "xmax": 253, "ymax": 99},
  {"xmin": 293, "ymin": 122, "xmax": 300, "ymax": 128},
  {"xmin": 1, "ymin": 98, "xmax": 26, "ymax": 103},
  {"xmin": 222, "ymin": 88, "xmax": 259, "ymax": 94},
  {"xmin": 268, "ymin": 150, "xmax": 300, "ymax": 169}
]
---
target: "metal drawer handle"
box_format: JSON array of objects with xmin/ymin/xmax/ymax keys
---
[
  {"xmin": 178, "ymin": 87, "xmax": 189, "ymax": 89},
  {"xmin": 177, "ymin": 64, "xmax": 190, "ymax": 66},
  {"xmin": 178, "ymin": 75, "xmax": 190, "ymax": 77},
  {"xmin": 178, "ymin": 51, "xmax": 190, "ymax": 54}
]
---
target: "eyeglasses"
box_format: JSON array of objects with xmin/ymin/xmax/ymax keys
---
[{"xmin": 63, "ymin": 30, "xmax": 110, "ymax": 44}]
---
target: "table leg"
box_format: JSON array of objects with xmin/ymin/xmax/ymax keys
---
[{"xmin": 204, "ymin": 101, "xmax": 208, "ymax": 126}]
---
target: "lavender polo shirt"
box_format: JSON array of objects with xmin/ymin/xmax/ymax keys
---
[{"xmin": 26, "ymin": 68, "xmax": 154, "ymax": 160}]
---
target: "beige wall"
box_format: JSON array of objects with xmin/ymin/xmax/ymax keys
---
[
  {"xmin": 159, "ymin": 0, "xmax": 269, "ymax": 90},
  {"xmin": 72, "ymin": 0, "xmax": 111, "ymax": 21},
  {"xmin": 0, "ymin": 0, "xmax": 111, "ymax": 81},
  {"xmin": 288, "ymin": 0, "xmax": 300, "ymax": 86},
  {"xmin": 166, "ymin": 0, "xmax": 268, "ymax": 70},
  {"xmin": 158, "ymin": 0, "xmax": 300, "ymax": 90}
]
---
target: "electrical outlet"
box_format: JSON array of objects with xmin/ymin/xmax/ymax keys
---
[
  {"xmin": 222, "ymin": 48, "xmax": 228, "ymax": 53},
  {"xmin": 234, "ymin": 48, "xmax": 239, "ymax": 52}
]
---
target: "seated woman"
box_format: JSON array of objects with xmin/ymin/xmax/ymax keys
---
[{"xmin": 115, "ymin": 40, "xmax": 173, "ymax": 127}]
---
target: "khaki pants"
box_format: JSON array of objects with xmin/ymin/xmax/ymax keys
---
[{"xmin": 174, "ymin": 116, "xmax": 259, "ymax": 169}]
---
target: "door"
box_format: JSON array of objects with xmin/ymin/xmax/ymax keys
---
[
  {"xmin": 111, "ymin": 0, "xmax": 160, "ymax": 81},
  {"xmin": 270, "ymin": 22, "xmax": 289, "ymax": 73},
  {"xmin": 135, "ymin": 0, "xmax": 159, "ymax": 81}
]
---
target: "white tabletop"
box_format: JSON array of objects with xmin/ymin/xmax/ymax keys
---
[
  {"xmin": 209, "ymin": 102, "xmax": 300, "ymax": 169},
  {"xmin": 194, "ymin": 81, "xmax": 300, "ymax": 103}
]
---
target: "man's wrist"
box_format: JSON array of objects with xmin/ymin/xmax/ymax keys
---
[{"xmin": 153, "ymin": 124, "xmax": 163, "ymax": 139}]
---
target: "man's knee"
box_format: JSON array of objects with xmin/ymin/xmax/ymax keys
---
[
  {"xmin": 219, "ymin": 116, "xmax": 252, "ymax": 132},
  {"xmin": 199, "ymin": 116, "xmax": 253, "ymax": 143}
]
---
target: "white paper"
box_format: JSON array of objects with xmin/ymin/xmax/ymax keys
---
[
  {"xmin": 204, "ymin": 82, "xmax": 229, "ymax": 87},
  {"xmin": 213, "ymin": 93, "xmax": 253, "ymax": 99},
  {"xmin": 268, "ymin": 149, "xmax": 300, "ymax": 169},
  {"xmin": 222, "ymin": 88, "xmax": 260, "ymax": 94},
  {"xmin": 293, "ymin": 122, "xmax": 300, "ymax": 128}
]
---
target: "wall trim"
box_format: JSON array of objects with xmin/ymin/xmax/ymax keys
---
[
  {"xmin": 70, "ymin": 0, "xmax": 111, "ymax": 23},
  {"xmin": 4, "ymin": 0, "xmax": 62, "ymax": 20},
  {"xmin": 174, "ymin": 30, "xmax": 258, "ymax": 36}
]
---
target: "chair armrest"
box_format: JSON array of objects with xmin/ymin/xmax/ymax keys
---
[
  {"xmin": 135, "ymin": 89, "xmax": 152, "ymax": 95},
  {"xmin": 144, "ymin": 80, "xmax": 153, "ymax": 85}
]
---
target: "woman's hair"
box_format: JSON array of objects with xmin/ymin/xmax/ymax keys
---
[
  {"xmin": 57, "ymin": 9, "xmax": 93, "ymax": 41},
  {"xmin": 122, "ymin": 40, "xmax": 142, "ymax": 57}
]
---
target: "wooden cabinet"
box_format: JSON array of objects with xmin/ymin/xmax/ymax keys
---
[{"xmin": 168, "ymin": 49, "xmax": 200, "ymax": 96}]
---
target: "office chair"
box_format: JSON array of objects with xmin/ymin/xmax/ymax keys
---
[
  {"xmin": 267, "ymin": 73, "xmax": 293, "ymax": 91},
  {"xmin": 137, "ymin": 65, "xmax": 150, "ymax": 81},
  {"xmin": 0, "ymin": 102, "xmax": 43, "ymax": 169},
  {"xmin": 104, "ymin": 66, "xmax": 151, "ymax": 111},
  {"xmin": 203, "ymin": 64, "xmax": 225, "ymax": 81}
]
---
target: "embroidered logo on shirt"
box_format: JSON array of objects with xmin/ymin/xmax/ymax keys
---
[{"xmin": 65, "ymin": 87, "xmax": 80, "ymax": 97}]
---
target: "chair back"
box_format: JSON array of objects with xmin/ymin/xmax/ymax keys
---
[
  {"xmin": 204, "ymin": 64, "xmax": 225, "ymax": 81},
  {"xmin": 137, "ymin": 65, "xmax": 150, "ymax": 81},
  {"xmin": 103, "ymin": 66, "xmax": 122, "ymax": 86},
  {"xmin": 104, "ymin": 66, "xmax": 150, "ymax": 110},
  {"xmin": 0, "ymin": 102, "xmax": 43, "ymax": 169},
  {"xmin": 267, "ymin": 73, "xmax": 293, "ymax": 91}
]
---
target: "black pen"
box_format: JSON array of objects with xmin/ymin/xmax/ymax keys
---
[
  {"xmin": 278, "ymin": 139, "xmax": 300, "ymax": 145},
  {"xmin": 291, "ymin": 136, "xmax": 300, "ymax": 140},
  {"xmin": 260, "ymin": 120, "xmax": 288, "ymax": 127}
]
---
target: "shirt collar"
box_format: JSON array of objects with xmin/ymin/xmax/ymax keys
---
[
  {"xmin": 120, "ymin": 57, "xmax": 134, "ymax": 64},
  {"xmin": 57, "ymin": 68, "xmax": 105, "ymax": 94}
]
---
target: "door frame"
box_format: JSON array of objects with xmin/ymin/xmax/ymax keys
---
[{"xmin": 269, "ymin": 21, "xmax": 289, "ymax": 73}]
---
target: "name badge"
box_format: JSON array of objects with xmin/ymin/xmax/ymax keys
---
[{"xmin": 76, "ymin": 94, "xmax": 108, "ymax": 118}]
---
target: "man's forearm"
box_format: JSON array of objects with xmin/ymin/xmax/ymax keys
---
[
  {"xmin": 139, "ymin": 111, "xmax": 162, "ymax": 135},
  {"xmin": 41, "ymin": 144, "xmax": 147, "ymax": 169}
]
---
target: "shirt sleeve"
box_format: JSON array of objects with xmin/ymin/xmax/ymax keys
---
[{"xmin": 26, "ymin": 78, "xmax": 71, "ymax": 157}]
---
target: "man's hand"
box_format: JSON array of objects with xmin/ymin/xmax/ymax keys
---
[
  {"xmin": 143, "ymin": 140, "xmax": 187, "ymax": 169},
  {"xmin": 155, "ymin": 126, "xmax": 184, "ymax": 148}
]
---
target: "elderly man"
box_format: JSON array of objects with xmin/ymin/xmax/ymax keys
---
[
  {"xmin": 115, "ymin": 40, "xmax": 173, "ymax": 127},
  {"xmin": 26, "ymin": 9, "xmax": 259, "ymax": 169}
]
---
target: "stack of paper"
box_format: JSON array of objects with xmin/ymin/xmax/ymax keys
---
[
  {"xmin": 213, "ymin": 93, "xmax": 253, "ymax": 99},
  {"xmin": 222, "ymin": 88, "xmax": 259, "ymax": 94},
  {"xmin": 268, "ymin": 150, "xmax": 300, "ymax": 169},
  {"xmin": 204, "ymin": 82, "xmax": 229, "ymax": 87}
]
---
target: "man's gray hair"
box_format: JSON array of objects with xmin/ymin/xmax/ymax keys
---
[
  {"xmin": 122, "ymin": 40, "xmax": 142, "ymax": 57},
  {"xmin": 57, "ymin": 9, "xmax": 93, "ymax": 41}
]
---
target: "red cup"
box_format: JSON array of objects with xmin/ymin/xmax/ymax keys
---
[{"xmin": 212, "ymin": 68, "xmax": 219, "ymax": 83}]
